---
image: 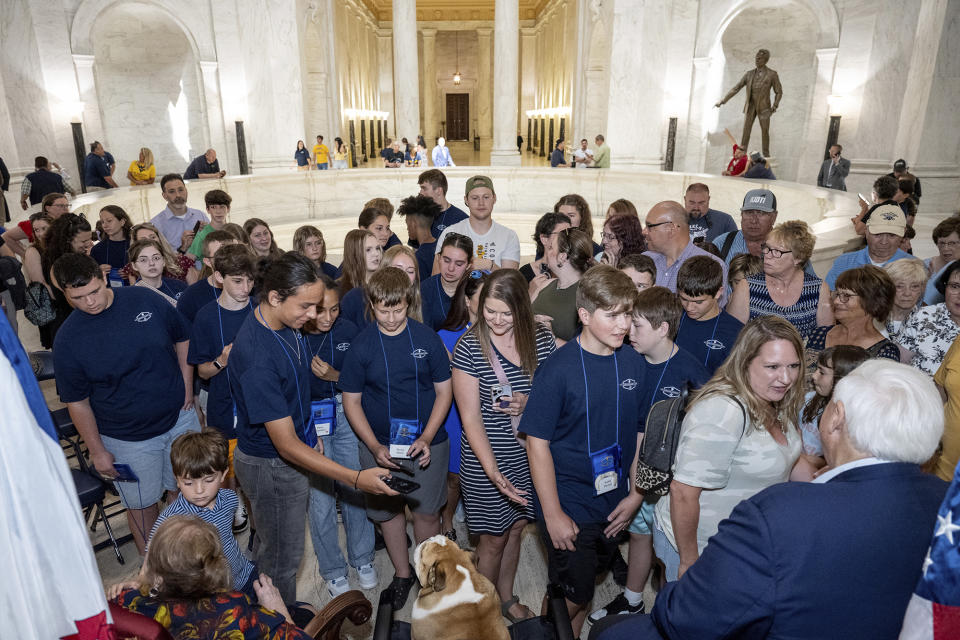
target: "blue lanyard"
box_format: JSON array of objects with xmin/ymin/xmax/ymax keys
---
[
  {"xmin": 256, "ymin": 306, "xmax": 308, "ymax": 438},
  {"xmin": 577, "ymin": 338, "xmax": 620, "ymax": 456},
  {"xmin": 435, "ymin": 278, "xmax": 450, "ymax": 318},
  {"xmin": 311, "ymin": 329, "xmax": 337, "ymax": 398},
  {"xmin": 678, "ymin": 313, "xmax": 722, "ymax": 367},
  {"xmin": 377, "ymin": 325, "xmax": 420, "ymax": 424},
  {"xmin": 216, "ymin": 299, "xmax": 253, "ymax": 395},
  {"xmin": 650, "ymin": 347, "xmax": 676, "ymax": 409}
]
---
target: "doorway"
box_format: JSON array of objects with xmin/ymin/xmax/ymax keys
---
[{"xmin": 445, "ymin": 94, "xmax": 470, "ymax": 140}]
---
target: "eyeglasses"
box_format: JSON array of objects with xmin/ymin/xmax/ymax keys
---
[
  {"xmin": 831, "ymin": 291, "xmax": 859, "ymax": 303},
  {"xmin": 601, "ymin": 232, "xmax": 617, "ymax": 241},
  {"xmin": 937, "ymin": 240, "xmax": 960, "ymax": 249},
  {"xmin": 469, "ymin": 269, "xmax": 491, "ymax": 279},
  {"xmin": 644, "ymin": 220, "xmax": 673, "ymax": 230},
  {"xmin": 136, "ymin": 255, "xmax": 164, "ymax": 264},
  {"xmin": 760, "ymin": 244, "xmax": 792, "ymax": 258}
]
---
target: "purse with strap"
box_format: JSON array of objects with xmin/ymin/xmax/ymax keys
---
[
  {"xmin": 487, "ymin": 349, "xmax": 525, "ymax": 449},
  {"xmin": 23, "ymin": 281, "xmax": 56, "ymax": 327}
]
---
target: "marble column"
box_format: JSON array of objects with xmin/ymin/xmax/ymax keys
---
[
  {"xmin": 520, "ymin": 26, "xmax": 537, "ymax": 153},
  {"xmin": 72, "ymin": 54, "xmax": 105, "ymax": 144},
  {"xmin": 477, "ymin": 29, "xmax": 493, "ymax": 139},
  {"xmin": 421, "ymin": 28, "xmax": 438, "ymax": 145},
  {"xmin": 376, "ymin": 29, "xmax": 395, "ymax": 138},
  {"xmin": 795, "ymin": 48, "xmax": 838, "ymax": 186},
  {"xmin": 490, "ymin": 0, "xmax": 521, "ymax": 165},
  {"xmin": 681, "ymin": 56, "xmax": 712, "ymax": 173},
  {"xmin": 199, "ymin": 61, "xmax": 229, "ymax": 169},
  {"xmin": 392, "ymin": 0, "xmax": 420, "ymax": 142}
]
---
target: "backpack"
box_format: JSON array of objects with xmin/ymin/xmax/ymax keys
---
[
  {"xmin": 0, "ymin": 256, "xmax": 26, "ymax": 310},
  {"xmin": 635, "ymin": 392, "xmax": 745, "ymax": 496},
  {"xmin": 23, "ymin": 281, "xmax": 55, "ymax": 326}
]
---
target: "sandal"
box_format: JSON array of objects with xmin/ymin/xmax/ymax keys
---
[{"xmin": 500, "ymin": 596, "xmax": 535, "ymax": 623}]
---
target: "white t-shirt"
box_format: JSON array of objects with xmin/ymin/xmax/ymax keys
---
[{"xmin": 435, "ymin": 219, "xmax": 521, "ymax": 266}]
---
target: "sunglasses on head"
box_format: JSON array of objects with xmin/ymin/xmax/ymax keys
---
[{"xmin": 469, "ymin": 269, "xmax": 491, "ymax": 279}]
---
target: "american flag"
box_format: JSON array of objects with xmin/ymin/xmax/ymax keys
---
[{"xmin": 899, "ymin": 461, "xmax": 960, "ymax": 639}]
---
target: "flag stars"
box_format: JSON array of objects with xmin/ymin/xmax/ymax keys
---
[{"xmin": 934, "ymin": 510, "xmax": 960, "ymax": 545}]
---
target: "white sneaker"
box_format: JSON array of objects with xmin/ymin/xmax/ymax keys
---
[
  {"xmin": 327, "ymin": 576, "xmax": 350, "ymax": 598},
  {"xmin": 357, "ymin": 563, "xmax": 379, "ymax": 590}
]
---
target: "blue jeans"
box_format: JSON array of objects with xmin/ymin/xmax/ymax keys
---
[
  {"xmin": 652, "ymin": 513, "xmax": 681, "ymax": 582},
  {"xmin": 308, "ymin": 396, "xmax": 375, "ymax": 581},
  {"xmin": 234, "ymin": 448, "xmax": 309, "ymax": 604},
  {"xmin": 317, "ymin": 162, "xmax": 329, "ymax": 170}
]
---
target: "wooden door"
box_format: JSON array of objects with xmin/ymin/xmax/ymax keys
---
[{"xmin": 445, "ymin": 94, "xmax": 469, "ymax": 140}]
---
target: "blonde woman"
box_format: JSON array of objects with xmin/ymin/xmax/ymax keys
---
[{"xmin": 127, "ymin": 147, "xmax": 156, "ymax": 185}]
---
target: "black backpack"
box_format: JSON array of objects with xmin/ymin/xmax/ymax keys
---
[
  {"xmin": 635, "ymin": 392, "xmax": 745, "ymax": 496},
  {"xmin": 0, "ymin": 256, "xmax": 26, "ymax": 310}
]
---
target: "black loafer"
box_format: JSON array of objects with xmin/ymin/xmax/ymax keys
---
[{"xmin": 389, "ymin": 566, "xmax": 418, "ymax": 610}]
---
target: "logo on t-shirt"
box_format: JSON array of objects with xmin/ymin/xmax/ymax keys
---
[
  {"xmin": 336, "ymin": 342, "xmax": 351, "ymax": 351},
  {"xmin": 661, "ymin": 386, "xmax": 682, "ymax": 398},
  {"xmin": 477, "ymin": 241, "xmax": 497, "ymax": 260},
  {"xmin": 704, "ymin": 339, "xmax": 726, "ymax": 350},
  {"xmin": 436, "ymin": 223, "xmax": 447, "ymax": 232},
  {"xmin": 411, "ymin": 348, "xmax": 428, "ymax": 359},
  {"xmin": 134, "ymin": 312, "xmax": 153, "ymax": 323},
  {"xmin": 620, "ymin": 378, "xmax": 638, "ymax": 391}
]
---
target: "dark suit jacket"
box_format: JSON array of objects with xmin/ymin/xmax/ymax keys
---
[
  {"xmin": 600, "ymin": 463, "xmax": 947, "ymax": 640},
  {"xmin": 818, "ymin": 157, "xmax": 851, "ymax": 191},
  {"xmin": 722, "ymin": 67, "xmax": 783, "ymax": 115}
]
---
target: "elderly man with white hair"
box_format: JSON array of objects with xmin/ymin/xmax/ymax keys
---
[
  {"xmin": 595, "ymin": 359, "xmax": 948, "ymax": 640},
  {"xmin": 431, "ymin": 137, "xmax": 455, "ymax": 168}
]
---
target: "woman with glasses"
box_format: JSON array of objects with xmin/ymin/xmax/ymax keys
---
[
  {"xmin": 599, "ymin": 214, "xmax": 645, "ymax": 268},
  {"xmin": 883, "ymin": 257, "xmax": 927, "ymax": 342},
  {"xmin": 897, "ymin": 261, "xmax": 960, "ymax": 376},
  {"xmin": 1, "ymin": 192, "xmax": 70, "ymax": 256},
  {"xmin": 923, "ymin": 218, "xmax": 960, "ymax": 305},
  {"xmin": 128, "ymin": 239, "xmax": 187, "ymax": 306},
  {"xmin": 727, "ymin": 221, "xmax": 831, "ymax": 340},
  {"xmin": 804, "ymin": 265, "xmax": 900, "ymax": 370}
]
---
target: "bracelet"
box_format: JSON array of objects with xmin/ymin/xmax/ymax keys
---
[{"xmin": 354, "ymin": 470, "xmax": 361, "ymax": 490}]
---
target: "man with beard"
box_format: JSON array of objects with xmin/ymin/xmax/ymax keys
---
[{"xmin": 150, "ymin": 173, "xmax": 209, "ymax": 256}]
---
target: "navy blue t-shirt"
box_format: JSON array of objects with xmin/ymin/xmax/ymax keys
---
[
  {"xmin": 143, "ymin": 277, "xmax": 187, "ymax": 302},
  {"xmin": 339, "ymin": 320, "xmax": 452, "ymax": 446},
  {"xmin": 519, "ymin": 341, "xmax": 648, "ymax": 523},
  {"xmin": 54, "ymin": 287, "xmax": 189, "ymax": 441},
  {"xmin": 674, "ymin": 311, "xmax": 743, "ymax": 376},
  {"xmin": 420, "ymin": 274, "xmax": 453, "ymax": 331},
  {"xmin": 229, "ymin": 312, "xmax": 313, "ymax": 458},
  {"xmin": 385, "ymin": 233, "xmax": 402, "ymax": 249},
  {"xmin": 188, "ymin": 300, "xmax": 252, "ymax": 438},
  {"xmin": 637, "ymin": 346, "xmax": 710, "ymax": 414},
  {"xmin": 304, "ymin": 317, "xmax": 359, "ymax": 400},
  {"xmin": 90, "ymin": 238, "xmax": 130, "ymax": 270},
  {"xmin": 431, "ymin": 204, "xmax": 468, "ymax": 238},
  {"xmin": 320, "ymin": 261, "xmax": 340, "ymax": 280},
  {"xmin": 415, "ymin": 242, "xmax": 437, "ymax": 280},
  {"xmin": 338, "ymin": 287, "xmax": 371, "ymax": 331},
  {"xmin": 177, "ymin": 278, "xmax": 220, "ymax": 324}
]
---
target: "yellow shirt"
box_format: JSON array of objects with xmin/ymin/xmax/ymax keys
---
[
  {"xmin": 934, "ymin": 336, "xmax": 960, "ymax": 481},
  {"xmin": 128, "ymin": 161, "xmax": 156, "ymax": 182},
  {"xmin": 312, "ymin": 144, "xmax": 329, "ymax": 164}
]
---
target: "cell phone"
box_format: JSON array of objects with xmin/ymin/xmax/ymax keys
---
[
  {"xmin": 192, "ymin": 221, "xmax": 203, "ymax": 233},
  {"xmin": 858, "ymin": 193, "xmax": 868, "ymax": 203},
  {"xmin": 381, "ymin": 475, "xmax": 420, "ymax": 494},
  {"xmin": 389, "ymin": 458, "xmax": 416, "ymax": 474},
  {"xmin": 492, "ymin": 383, "xmax": 512, "ymax": 409},
  {"xmin": 113, "ymin": 463, "xmax": 139, "ymax": 483}
]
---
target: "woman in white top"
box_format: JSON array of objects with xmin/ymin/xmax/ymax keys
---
[{"xmin": 653, "ymin": 315, "xmax": 814, "ymax": 581}]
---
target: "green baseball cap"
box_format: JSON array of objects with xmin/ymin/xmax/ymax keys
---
[{"xmin": 464, "ymin": 175, "xmax": 495, "ymax": 197}]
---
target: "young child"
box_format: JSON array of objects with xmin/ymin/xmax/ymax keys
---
[
  {"xmin": 303, "ymin": 277, "xmax": 378, "ymax": 597},
  {"xmin": 129, "ymin": 238, "xmax": 187, "ymax": 305},
  {"xmin": 674, "ymin": 256, "xmax": 744, "ymax": 376},
  {"xmin": 521, "ymin": 265, "xmax": 649, "ymax": 637},
  {"xmin": 589, "ymin": 286, "xmax": 709, "ymax": 622},
  {"xmin": 801, "ymin": 345, "xmax": 871, "ymax": 464},
  {"xmin": 177, "ymin": 230, "xmax": 238, "ymax": 323},
  {"xmin": 150, "ymin": 430, "xmax": 255, "ymax": 594},
  {"xmin": 340, "ymin": 266, "xmax": 454, "ymax": 610}
]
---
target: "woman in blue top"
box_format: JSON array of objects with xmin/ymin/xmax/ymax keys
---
[
  {"xmin": 229, "ymin": 253, "xmax": 395, "ymax": 604},
  {"xmin": 294, "ymin": 140, "xmax": 310, "ymax": 170},
  {"xmin": 437, "ymin": 269, "xmax": 490, "ymax": 540},
  {"xmin": 90, "ymin": 205, "xmax": 132, "ymax": 274},
  {"xmin": 292, "ymin": 225, "xmax": 340, "ymax": 280}
]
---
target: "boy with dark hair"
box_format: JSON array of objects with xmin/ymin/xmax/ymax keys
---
[
  {"xmin": 674, "ymin": 255, "xmax": 743, "ymax": 375},
  {"xmin": 187, "ymin": 188, "xmax": 233, "ymax": 258},
  {"xmin": 340, "ymin": 266, "xmax": 454, "ymax": 609},
  {"xmin": 521, "ymin": 264, "xmax": 649, "ymax": 637},
  {"xmin": 397, "ymin": 194, "xmax": 442, "ymax": 278},
  {"xmin": 417, "ymin": 168, "xmax": 468, "ymax": 237},
  {"xmin": 618, "ymin": 254, "xmax": 657, "ymax": 291},
  {"xmin": 53, "ymin": 252, "xmax": 200, "ymax": 555},
  {"xmin": 178, "ymin": 229, "xmax": 238, "ymax": 323},
  {"xmin": 589, "ymin": 286, "xmax": 709, "ymax": 622}
]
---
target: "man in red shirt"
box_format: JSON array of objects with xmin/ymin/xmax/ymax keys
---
[{"xmin": 722, "ymin": 129, "xmax": 747, "ymax": 176}]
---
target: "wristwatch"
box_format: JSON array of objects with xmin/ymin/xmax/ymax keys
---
[{"xmin": 213, "ymin": 360, "xmax": 223, "ymax": 370}]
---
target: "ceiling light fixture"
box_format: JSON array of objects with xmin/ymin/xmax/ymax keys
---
[{"xmin": 453, "ymin": 31, "xmax": 461, "ymax": 85}]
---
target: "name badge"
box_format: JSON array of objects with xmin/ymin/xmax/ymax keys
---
[
  {"xmin": 312, "ymin": 399, "xmax": 336, "ymax": 438},
  {"xmin": 108, "ymin": 268, "xmax": 124, "ymax": 288},
  {"xmin": 389, "ymin": 418, "xmax": 421, "ymax": 458},
  {"xmin": 591, "ymin": 444, "xmax": 622, "ymax": 496}
]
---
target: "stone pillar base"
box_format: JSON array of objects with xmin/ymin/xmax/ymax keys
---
[{"xmin": 489, "ymin": 150, "xmax": 522, "ymax": 166}]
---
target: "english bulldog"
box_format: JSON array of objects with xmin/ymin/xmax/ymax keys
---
[{"xmin": 410, "ymin": 535, "xmax": 510, "ymax": 640}]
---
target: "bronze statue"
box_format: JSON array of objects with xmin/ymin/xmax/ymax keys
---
[{"xmin": 715, "ymin": 49, "xmax": 783, "ymax": 157}]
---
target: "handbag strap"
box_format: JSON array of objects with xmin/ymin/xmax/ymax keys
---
[{"xmin": 487, "ymin": 347, "xmax": 522, "ymax": 436}]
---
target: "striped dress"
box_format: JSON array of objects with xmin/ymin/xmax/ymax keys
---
[
  {"xmin": 747, "ymin": 271, "xmax": 822, "ymax": 340},
  {"xmin": 452, "ymin": 326, "xmax": 556, "ymax": 535}
]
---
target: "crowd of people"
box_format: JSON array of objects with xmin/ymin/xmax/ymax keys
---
[{"xmin": 2, "ymin": 164, "xmax": 956, "ymax": 640}]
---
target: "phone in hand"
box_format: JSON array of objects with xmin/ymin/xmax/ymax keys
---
[
  {"xmin": 492, "ymin": 383, "xmax": 512, "ymax": 409},
  {"xmin": 858, "ymin": 193, "xmax": 868, "ymax": 204},
  {"xmin": 192, "ymin": 221, "xmax": 203, "ymax": 233},
  {"xmin": 113, "ymin": 463, "xmax": 140, "ymax": 483},
  {"xmin": 381, "ymin": 475, "xmax": 420, "ymax": 494}
]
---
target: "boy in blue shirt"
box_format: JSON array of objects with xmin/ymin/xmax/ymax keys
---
[
  {"xmin": 674, "ymin": 256, "xmax": 744, "ymax": 376},
  {"xmin": 590, "ymin": 286, "xmax": 709, "ymax": 622},
  {"xmin": 521, "ymin": 265, "xmax": 648, "ymax": 637},
  {"xmin": 419, "ymin": 232, "xmax": 474, "ymax": 330},
  {"xmin": 340, "ymin": 266, "xmax": 454, "ymax": 610},
  {"xmin": 397, "ymin": 194, "xmax": 441, "ymax": 280},
  {"xmin": 177, "ymin": 229, "xmax": 238, "ymax": 324}
]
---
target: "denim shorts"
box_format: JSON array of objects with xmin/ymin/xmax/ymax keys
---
[
  {"xmin": 627, "ymin": 495, "xmax": 659, "ymax": 536},
  {"xmin": 101, "ymin": 408, "xmax": 201, "ymax": 509}
]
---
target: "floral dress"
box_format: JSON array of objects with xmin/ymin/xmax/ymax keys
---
[
  {"xmin": 117, "ymin": 588, "xmax": 310, "ymax": 640},
  {"xmin": 897, "ymin": 303, "xmax": 960, "ymax": 376}
]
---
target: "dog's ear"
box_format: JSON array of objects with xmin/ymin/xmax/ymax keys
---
[{"xmin": 426, "ymin": 560, "xmax": 447, "ymax": 592}]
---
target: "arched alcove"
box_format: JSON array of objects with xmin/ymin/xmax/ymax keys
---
[
  {"xmin": 91, "ymin": 2, "xmax": 205, "ymax": 177},
  {"xmin": 705, "ymin": 1, "xmax": 820, "ymax": 181}
]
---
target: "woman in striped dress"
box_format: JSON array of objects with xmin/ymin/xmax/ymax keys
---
[{"xmin": 452, "ymin": 270, "xmax": 556, "ymax": 622}]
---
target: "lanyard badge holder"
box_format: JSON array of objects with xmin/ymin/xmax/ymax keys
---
[
  {"xmin": 379, "ymin": 327, "xmax": 421, "ymax": 458},
  {"xmin": 578, "ymin": 341, "xmax": 622, "ymax": 496},
  {"xmin": 310, "ymin": 332, "xmax": 339, "ymax": 438},
  {"xmin": 108, "ymin": 267, "xmax": 124, "ymax": 288}
]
